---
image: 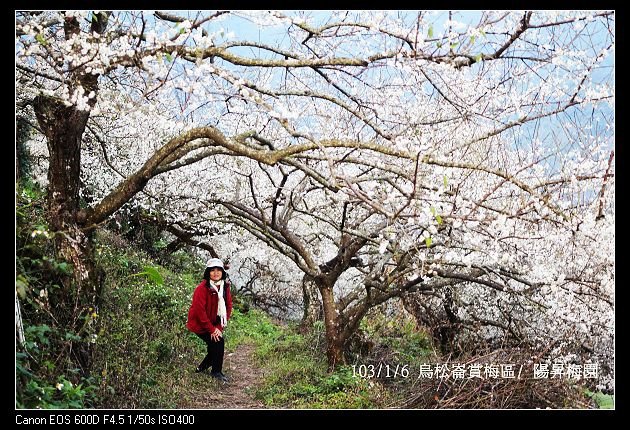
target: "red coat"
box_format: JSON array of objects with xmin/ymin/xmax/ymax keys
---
[{"xmin": 186, "ymin": 279, "xmax": 233, "ymax": 335}]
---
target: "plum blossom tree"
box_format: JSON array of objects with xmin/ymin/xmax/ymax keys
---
[{"xmin": 17, "ymin": 11, "xmax": 613, "ymax": 378}]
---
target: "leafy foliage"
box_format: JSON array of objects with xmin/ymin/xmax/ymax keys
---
[
  {"xmin": 130, "ymin": 265, "xmax": 164, "ymax": 286},
  {"xmin": 16, "ymin": 182, "xmax": 99, "ymax": 408},
  {"xmin": 91, "ymin": 230, "xmax": 193, "ymax": 408},
  {"xmin": 585, "ymin": 389, "xmax": 614, "ymax": 409}
]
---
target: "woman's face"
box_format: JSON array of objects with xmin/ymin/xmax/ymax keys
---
[{"xmin": 209, "ymin": 267, "xmax": 223, "ymax": 281}]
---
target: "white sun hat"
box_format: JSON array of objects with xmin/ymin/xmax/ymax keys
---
[{"xmin": 206, "ymin": 258, "xmax": 225, "ymax": 270}]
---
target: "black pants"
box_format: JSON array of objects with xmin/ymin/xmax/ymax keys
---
[{"xmin": 196, "ymin": 332, "xmax": 224, "ymax": 373}]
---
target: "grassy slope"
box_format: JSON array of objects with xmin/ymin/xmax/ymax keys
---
[
  {"xmin": 92, "ymin": 229, "xmax": 405, "ymax": 408},
  {"xmin": 18, "ymin": 183, "xmax": 599, "ymax": 409}
]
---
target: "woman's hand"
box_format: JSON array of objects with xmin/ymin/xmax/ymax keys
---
[{"xmin": 210, "ymin": 328, "xmax": 222, "ymax": 341}]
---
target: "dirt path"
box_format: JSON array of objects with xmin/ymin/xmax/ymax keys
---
[{"xmin": 178, "ymin": 343, "xmax": 266, "ymax": 409}]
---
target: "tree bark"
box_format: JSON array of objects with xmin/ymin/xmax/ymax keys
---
[
  {"xmin": 320, "ymin": 282, "xmax": 345, "ymax": 370},
  {"xmin": 28, "ymin": 12, "xmax": 110, "ymax": 374},
  {"xmin": 300, "ymin": 274, "xmax": 323, "ymax": 330},
  {"xmin": 33, "ymin": 93, "xmax": 98, "ymax": 372}
]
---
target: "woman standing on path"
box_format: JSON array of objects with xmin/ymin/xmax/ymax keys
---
[{"xmin": 187, "ymin": 258, "xmax": 233, "ymax": 383}]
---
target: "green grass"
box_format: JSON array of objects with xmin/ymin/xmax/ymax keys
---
[
  {"xmin": 585, "ymin": 389, "xmax": 614, "ymax": 409},
  {"xmin": 91, "ymin": 230, "xmax": 196, "ymax": 408},
  {"xmin": 224, "ymin": 308, "xmax": 282, "ymax": 348},
  {"xmin": 15, "ymin": 183, "xmax": 425, "ymax": 409},
  {"xmin": 242, "ymin": 319, "xmax": 393, "ymax": 408},
  {"xmin": 90, "ymin": 248, "xmax": 422, "ymax": 409}
]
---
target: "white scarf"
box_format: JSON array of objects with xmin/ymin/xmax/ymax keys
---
[{"xmin": 209, "ymin": 279, "xmax": 227, "ymax": 327}]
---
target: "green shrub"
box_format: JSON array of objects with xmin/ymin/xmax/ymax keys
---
[
  {"xmin": 585, "ymin": 389, "xmax": 614, "ymax": 409},
  {"xmin": 16, "ymin": 183, "xmax": 100, "ymax": 409}
]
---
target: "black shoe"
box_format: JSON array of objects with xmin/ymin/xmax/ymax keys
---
[
  {"xmin": 210, "ymin": 372, "xmax": 229, "ymax": 383},
  {"xmin": 195, "ymin": 367, "xmax": 207, "ymax": 373}
]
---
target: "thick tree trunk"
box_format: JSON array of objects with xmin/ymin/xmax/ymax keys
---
[
  {"xmin": 35, "ymin": 95, "xmax": 92, "ymax": 273},
  {"xmin": 28, "ymin": 11, "xmax": 109, "ymax": 375},
  {"xmin": 320, "ymin": 283, "xmax": 345, "ymax": 370},
  {"xmin": 33, "ymin": 94, "xmax": 99, "ymax": 373},
  {"xmin": 300, "ymin": 274, "xmax": 323, "ymax": 330}
]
